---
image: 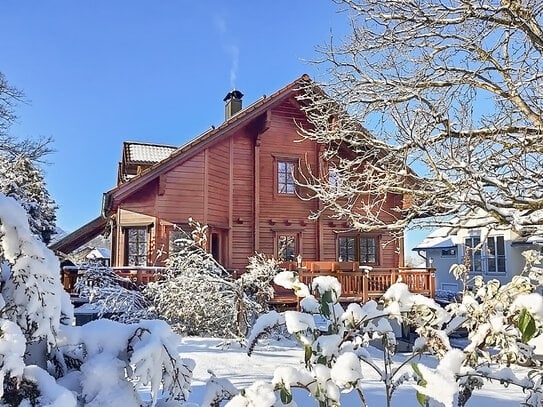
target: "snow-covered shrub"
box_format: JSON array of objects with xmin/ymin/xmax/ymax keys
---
[
  {"xmin": 144, "ymin": 221, "xmax": 278, "ymax": 338},
  {"xmin": 75, "ymin": 266, "xmax": 154, "ymax": 323},
  {"xmin": 0, "ymin": 193, "xmax": 194, "ymax": 406},
  {"xmin": 239, "ymin": 252, "xmax": 280, "ymax": 314},
  {"xmin": 218, "ymin": 269, "xmax": 543, "ymax": 407},
  {"xmin": 56, "ymin": 319, "xmax": 194, "ymax": 406}
]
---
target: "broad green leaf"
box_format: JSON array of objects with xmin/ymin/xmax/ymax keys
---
[
  {"xmin": 280, "ymin": 387, "xmax": 292, "ymax": 404},
  {"xmin": 416, "ymin": 390, "xmax": 428, "ymax": 407},
  {"xmin": 322, "ymin": 290, "xmax": 333, "ymax": 304},
  {"xmin": 320, "ymin": 301, "xmax": 330, "ymax": 318},
  {"xmin": 412, "ymin": 363, "xmax": 428, "ymax": 407},
  {"xmin": 305, "ymin": 345, "xmax": 312, "ymax": 364},
  {"xmin": 518, "ymin": 308, "xmax": 537, "ymax": 343}
]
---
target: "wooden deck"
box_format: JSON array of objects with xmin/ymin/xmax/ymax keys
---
[
  {"xmin": 62, "ymin": 262, "xmax": 435, "ymax": 306},
  {"xmin": 62, "ymin": 266, "xmax": 166, "ymax": 293},
  {"xmin": 271, "ymin": 261, "xmax": 436, "ymax": 305}
]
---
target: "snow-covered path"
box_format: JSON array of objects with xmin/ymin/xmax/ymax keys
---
[{"xmin": 179, "ymin": 337, "xmax": 532, "ymax": 406}]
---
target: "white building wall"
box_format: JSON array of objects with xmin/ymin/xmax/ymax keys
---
[{"xmin": 420, "ymin": 227, "xmax": 530, "ymax": 293}]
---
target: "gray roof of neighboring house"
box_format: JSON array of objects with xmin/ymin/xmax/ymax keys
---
[{"xmin": 125, "ymin": 142, "xmax": 177, "ymax": 164}]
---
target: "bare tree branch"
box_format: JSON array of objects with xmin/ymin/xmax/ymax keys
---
[{"xmin": 297, "ymin": 0, "xmax": 543, "ymax": 236}]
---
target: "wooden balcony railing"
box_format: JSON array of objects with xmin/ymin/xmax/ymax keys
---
[
  {"xmin": 62, "ymin": 262, "xmax": 435, "ymax": 307},
  {"xmin": 62, "ymin": 266, "xmax": 166, "ymax": 293},
  {"xmin": 272, "ymin": 261, "xmax": 436, "ymax": 305}
]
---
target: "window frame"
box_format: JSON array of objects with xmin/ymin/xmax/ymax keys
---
[
  {"xmin": 337, "ymin": 234, "xmax": 380, "ymax": 265},
  {"xmin": 464, "ymin": 234, "xmax": 506, "ymax": 274},
  {"xmin": 486, "ymin": 235, "xmax": 506, "ymax": 274},
  {"xmin": 124, "ymin": 226, "xmax": 149, "ymax": 266},
  {"xmin": 276, "ymin": 233, "xmax": 298, "ymax": 262},
  {"xmin": 441, "ymin": 248, "xmax": 457, "ymax": 257},
  {"xmin": 274, "ymin": 156, "xmax": 299, "ymax": 197}
]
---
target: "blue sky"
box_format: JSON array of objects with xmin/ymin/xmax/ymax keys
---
[{"xmin": 0, "ymin": 1, "xmax": 426, "ymax": 256}]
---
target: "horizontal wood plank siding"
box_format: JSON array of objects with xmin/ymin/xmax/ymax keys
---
[
  {"xmin": 110, "ymin": 90, "xmax": 405, "ymax": 272},
  {"xmin": 157, "ymin": 154, "xmax": 205, "ymax": 223},
  {"xmin": 256, "ymin": 101, "xmax": 319, "ymax": 261},
  {"xmin": 206, "ymin": 138, "xmax": 230, "ymax": 226},
  {"xmin": 230, "ymin": 131, "xmax": 255, "ymax": 269}
]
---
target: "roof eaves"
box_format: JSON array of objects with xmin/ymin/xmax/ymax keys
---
[{"xmin": 49, "ymin": 216, "xmax": 108, "ymax": 254}]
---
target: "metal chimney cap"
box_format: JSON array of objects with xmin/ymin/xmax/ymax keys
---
[{"xmin": 223, "ymin": 89, "xmax": 244, "ymax": 102}]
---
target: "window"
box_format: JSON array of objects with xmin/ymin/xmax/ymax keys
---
[
  {"xmin": 277, "ymin": 161, "xmax": 296, "ymax": 194},
  {"xmin": 338, "ymin": 235, "xmax": 378, "ymax": 264},
  {"xmin": 328, "ymin": 166, "xmax": 341, "ymax": 189},
  {"xmin": 465, "ymin": 236, "xmax": 482, "ymax": 273},
  {"xmin": 125, "ymin": 227, "xmax": 147, "ymax": 266},
  {"xmin": 338, "ymin": 237, "xmax": 356, "ymax": 261},
  {"xmin": 464, "ymin": 235, "xmax": 506, "ymax": 273},
  {"xmin": 441, "ymin": 248, "xmax": 457, "ymax": 257},
  {"xmin": 359, "ymin": 237, "xmax": 377, "ymax": 263},
  {"xmin": 277, "ymin": 234, "xmax": 297, "ymax": 262},
  {"xmin": 487, "ymin": 235, "xmax": 506, "ymax": 273}
]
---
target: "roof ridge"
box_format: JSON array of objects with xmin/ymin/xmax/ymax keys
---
[{"xmin": 124, "ymin": 141, "xmax": 178, "ymax": 149}]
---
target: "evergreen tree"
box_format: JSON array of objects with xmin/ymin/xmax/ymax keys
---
[{"xmin": 0, "ymin": 154, "xmax": 57, "ymax": 243}]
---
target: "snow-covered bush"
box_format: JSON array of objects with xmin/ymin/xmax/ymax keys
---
[
  {"xmin": 144, "ymin": 221, "xmax": 278, "ymax": 338},
  {"xmin": 75, "ymin": 266, "xmax": 154, "ymax": 323},
  {"xmin": 0, "ymin": 193, "xmax": 194, "ymax": 406},
  {"xmin": 216, "ymin": 268, "xmax": 543, "ymax": 407}
]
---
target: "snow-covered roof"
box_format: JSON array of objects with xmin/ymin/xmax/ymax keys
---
[
  {"xmin": 86, "ymin": 247, "xmax": 111, "ymax": 259},
  {"xmin": 125, "ymin": 142, "xmax": 177, "ymax": 164},
  {"xmin": 412, "ymin": 226, "xmax": 460, "ymax": 251},
  {"xmin": 413, "ymin": 236, "xmax": 459, "ymax": 251}
]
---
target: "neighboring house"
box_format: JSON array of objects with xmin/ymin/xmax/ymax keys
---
[
  {"xmin": 50, "ymin": 219, "xmax": 112, "ymax": 265},
  {"xmin": 413, "ymin": 213, "xmax": 543, "ymax": 292},
  {"xmin": 55, "ymin": 75, "xmax": 408, "ymax": 273}
]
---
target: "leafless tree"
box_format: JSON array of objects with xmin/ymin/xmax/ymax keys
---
[
  {"xmin": 296, "ymin": 0, "xmax": 543, "ymax": 237},
  {"xmin": 0, "ymin": 71, "xmax": 53, "ymax": 161}
]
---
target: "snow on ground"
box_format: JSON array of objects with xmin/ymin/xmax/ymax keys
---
[{"xmin": 178, "ymin": 337, "xmax": 530, "ymax": 406}]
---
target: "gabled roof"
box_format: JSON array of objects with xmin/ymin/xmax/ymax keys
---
[
  {"xmin": 49, "ymin": 216, "xmax": 108, "ymax": 255},
  {"xmin": 103, "ymin": 74, "xmax": 312, "ymax": 215},
  {"xmin": 123, "ymin": 141, "xmax": 177, "ymax": 165}
]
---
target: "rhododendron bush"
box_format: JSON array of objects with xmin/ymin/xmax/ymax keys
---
[{"xmin": 210, "ymin": 255, "xmax": 543, "ymax": 407}]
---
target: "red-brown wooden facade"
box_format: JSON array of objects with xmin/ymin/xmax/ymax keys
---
[{"xmin": 101, "ymin": 75, "xmax": 406, "ymax": 272}]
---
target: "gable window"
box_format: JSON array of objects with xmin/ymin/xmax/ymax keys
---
[
  {"xmin": 125, "ymin": 227, "xmax": 148, "ymax": 266},
  {"xmin": 328, "ymin": 166, "xmax": 340, "ymax": 189},
  {"xmin": 277, "ymin": 161, "xmax": 296, "ymax": 194},
  {"xmin": 338, "ymin": 235, "xmax": 379, "ymax": 264}
]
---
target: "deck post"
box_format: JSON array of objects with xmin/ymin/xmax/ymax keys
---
[
  {"xmin": 429, "ymin": 268, "xmax": 436, "ymax": 298},
  {"xmin": 362, "ymin": 272, "xmax": 369, "ymax": 302}
]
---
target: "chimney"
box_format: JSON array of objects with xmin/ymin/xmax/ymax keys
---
[{"xmin": 223, "ymin": 90, "xmax": 244, "ymax": 120}]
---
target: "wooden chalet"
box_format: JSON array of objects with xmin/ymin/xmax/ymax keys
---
[{"xmin": 53, "ymin": 74, "xmax": 435, "ymax": 303}]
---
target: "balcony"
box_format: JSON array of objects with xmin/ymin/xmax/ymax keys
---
[{"xmin": 271, "ymin": 261, "xmax": 436, "ymax": 305}]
